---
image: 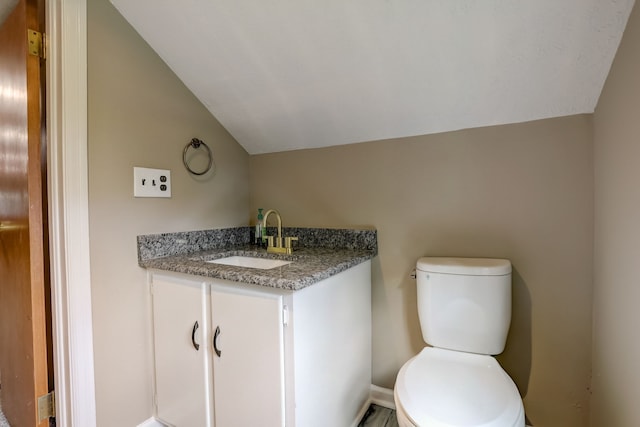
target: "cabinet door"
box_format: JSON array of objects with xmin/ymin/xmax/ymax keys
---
[
  {"xmin": 211, "ymin": 284, "xmax": 286, "ymax": 427},
  {"xmin": 152, "ymin": 275, "xmax": 213, "ymax": 427}
]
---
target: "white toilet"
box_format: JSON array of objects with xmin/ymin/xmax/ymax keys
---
[{"xmin": 394, "ymin": 257, "xmax": 525, "ymax": 427}]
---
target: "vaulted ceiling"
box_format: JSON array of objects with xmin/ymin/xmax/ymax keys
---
[
  {"xmin": 26, "ymin": 1, "xmax": 640, "ymax": 154},
  {"xmin": 109, "ymin": 0, "xmax": 636, "ymax": 154}
]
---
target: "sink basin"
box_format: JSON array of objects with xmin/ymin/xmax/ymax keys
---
[{"xmin": 206, "ymin": 256, "xmax": 292, "ymax": 270}]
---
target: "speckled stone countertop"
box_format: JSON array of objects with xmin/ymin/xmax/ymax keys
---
[{"xmin": 138, "ymin": 227, "xmax": 377, "ymax": 291}]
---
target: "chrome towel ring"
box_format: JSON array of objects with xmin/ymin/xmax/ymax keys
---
[{"xmin": 183, "ymin": 138, "xmax": 213, "ymax": 176}]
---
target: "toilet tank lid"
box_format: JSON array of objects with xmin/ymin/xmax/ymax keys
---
[{"xmin": 417, "ymin": 257, "xmax": 511, "ymax": 276}]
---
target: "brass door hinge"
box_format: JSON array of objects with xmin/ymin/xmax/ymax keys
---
[
  {"xmin": 28, "ymin": 29, "xmax": 45, "ymax": 59},
  {"xmin": 37, "ymin": 390, "xmax": 55, "ymax": 421}
]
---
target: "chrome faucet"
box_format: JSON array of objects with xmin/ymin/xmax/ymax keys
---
[{"xmin": 262, "ymin": 209, "xmax": 298, "ymax": 254}]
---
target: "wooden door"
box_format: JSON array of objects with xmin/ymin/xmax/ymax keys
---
[
  {"xmin": 151, "ymin": 275, "xmax": 213, "ymax": 427},
  {"xmin": 0, "ymin": 0, "xmax": 52, "ymax": 425},
  {"xmin": 210, "ymin": 283, "xmax": 286, "ymax": 427}
]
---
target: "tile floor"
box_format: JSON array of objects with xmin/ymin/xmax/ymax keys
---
[{"xmin": 359, "ymin": 404, "xmax": 399, "ymax": 427}]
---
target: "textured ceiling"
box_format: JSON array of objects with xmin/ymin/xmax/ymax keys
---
[{"xmin": 112, "ymin": 1, "xmax": 635, "ymax": 154}]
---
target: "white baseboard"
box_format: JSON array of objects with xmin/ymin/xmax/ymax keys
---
[
  {"xmin": 137, "ymin": 417, "xmax": 169, "ymax": 427},
  {"xmin": 350, "ymin": 385, "xmax": 396, "ymax": 427},
  {"xmin": 351, "ymin": 400, "xmax": 371, "ymax": 427},
  {"xmin": 370, "ymin": 384, "xmax": 395, "ymax": 409}
]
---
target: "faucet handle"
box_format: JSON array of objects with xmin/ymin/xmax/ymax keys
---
[
  {"xmin": 285, "ymin": 236, "xmax": 298, "ymax": 249},
  {"xmin": 267, "ymin": 236, "xmax": 284, "ymax": 248}
]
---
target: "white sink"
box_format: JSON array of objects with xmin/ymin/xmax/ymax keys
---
[{"xmin": 206, "ymin": 256, "xmax": 292, "ymax": 270}]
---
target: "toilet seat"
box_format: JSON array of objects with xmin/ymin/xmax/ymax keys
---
[{"xmin": 394, "ymin": 347, "xmax": 524, "ymax": 427}]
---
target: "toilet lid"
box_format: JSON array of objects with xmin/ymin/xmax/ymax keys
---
[{"xmin": 395, "ymin": 347, "xmax": 523, "ymax": 427}]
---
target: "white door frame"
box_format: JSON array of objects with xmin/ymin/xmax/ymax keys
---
[{"xmin": 47, "ymin": 0, "xmax": 97, "ymax": 425}]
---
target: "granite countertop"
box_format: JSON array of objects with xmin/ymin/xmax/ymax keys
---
[
  {"xmin": 138, "ymin": 227, "xmax": 377, "ymax": 291},
  {"xmin": 140, "ymin": 246, "xmax": 374, "ymax": 291}
]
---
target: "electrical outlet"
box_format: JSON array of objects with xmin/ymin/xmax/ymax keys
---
[{"xmin": 134, "ymin": 167, "xmax": 171, "ymax": 198}]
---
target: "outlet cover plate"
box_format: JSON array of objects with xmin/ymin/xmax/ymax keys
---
[{"xmin": 134, "ymin": 167, "xmax": 171, "ymax": 198}]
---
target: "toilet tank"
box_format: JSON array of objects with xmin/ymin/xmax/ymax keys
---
[{"xmin": 416, "ymin": 257, "xmax": 512, "ymax": 355}]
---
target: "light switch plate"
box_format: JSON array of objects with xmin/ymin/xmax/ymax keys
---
[{"xmin": 134, "ymin": 167, "xmax": 171, "ymax": 198}]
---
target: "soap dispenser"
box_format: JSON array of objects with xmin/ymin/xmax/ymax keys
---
[{"xmin": 255, "ymin": 208, "xmax": 264, "ymax": 246}]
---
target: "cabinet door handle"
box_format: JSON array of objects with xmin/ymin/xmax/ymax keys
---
[
  {"xmin": 191, "ymin": 321, "xmax": 200, "ymax": 351},
  {"xmin": 213, "ymin": 326, "xmax": 222, "ymax": 357}
]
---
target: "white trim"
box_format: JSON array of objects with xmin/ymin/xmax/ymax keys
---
[
  {"xmin": 369, "ymin": 384, "xmax": 396, "ymax": 410},
  {"xmin": 351, "ymin": 400, "xmax": 372, "ymax": 427},
  {"xmin": 137, "ymin": 417, "xmax": 170, "ymax": 427},
  {"xmin": 349, "ymin": 385, "xmax": 397, "ymax": 427},
  {"xmin": 47, "ymin": 0, "xmax": 96, "ymax": 425}
]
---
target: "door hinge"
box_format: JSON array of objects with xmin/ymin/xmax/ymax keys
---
[
  {"xmin": 37, "ymin": 390, "xmax": 55, "ymax": 421},
  {"xmin": 28, "ymin": 29, "xmax": 45, "ymax": 59}
]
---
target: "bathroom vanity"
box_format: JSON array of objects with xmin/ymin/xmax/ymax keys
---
[{"xmin": 139, "ymin": 227, "xmax": 376, "ymax": 427}]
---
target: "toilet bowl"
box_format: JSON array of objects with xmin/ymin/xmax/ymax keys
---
[
  {"xmin": 395, "ymin": 257, "xmax": 525, "ymax": 427},
  {"xmin": 394, "ymin": 347, "xmax": 524, "ymax": 427}
]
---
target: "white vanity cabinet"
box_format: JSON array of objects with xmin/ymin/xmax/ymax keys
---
[
  {"xmin": 149, "ymin": 260, "xmax": 371, "ymax": 427},
  {"xmin": 209, "ymin": 284, "xmax": 286, "ymax": 426},
  {"xmin": 151, "ymin": 275, "xmax": 213, "ymax": 427},
  {"xmin": 151, "ymin": 275, "xmax": 286, "ymax": 427}
]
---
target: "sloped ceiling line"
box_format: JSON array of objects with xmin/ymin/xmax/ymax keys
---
[{"xmin": 110, "ymin": 0, "xmax": 635, "ymax": 154}]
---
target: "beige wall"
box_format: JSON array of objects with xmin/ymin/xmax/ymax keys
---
[
  {"xmin": 250, "ymin": 115, "xmax": 594, "ymax": 426},
  {"xmin": 592, "ymin": 2, "xmax": 640, "ymax": 426},
  {"xmin": 86, "ymin": 0, "xmax": 613, "ymax": 425},
  {"xmin": 87, "ymin": 0, "xmax": 249, "ymax": 424}
]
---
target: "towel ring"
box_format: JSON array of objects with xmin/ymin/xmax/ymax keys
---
[{"xmin": 183, "ymin": 138, "xmax": 213, "ymax": 176}]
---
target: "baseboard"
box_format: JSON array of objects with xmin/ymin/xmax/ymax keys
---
[
  {"xmin": 350, "ymin": 385, "xmax": 395, "ymax": 427},
  {"xmin": 137, "ymin": 417, "xmax": 169, "ymax": 427},
  {"xmin": 351, "ymin": 399, "xmax": 371, "ymax": 427},
  {"xmin": 369, "ymin": 384, "xmax": 395, "ymax": 409}
]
